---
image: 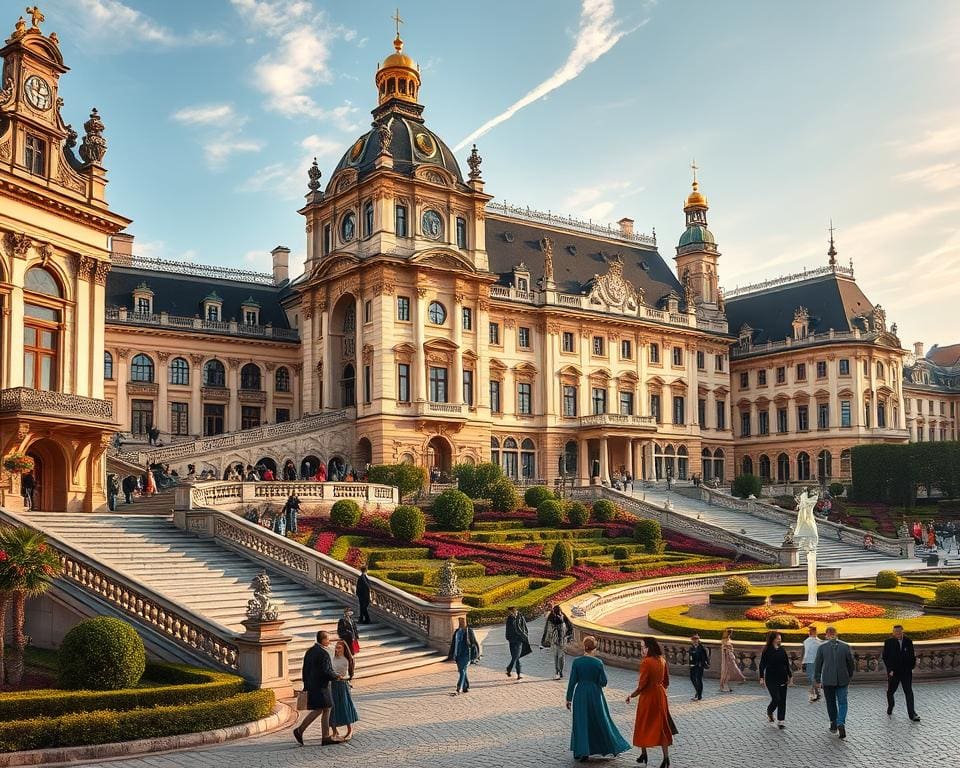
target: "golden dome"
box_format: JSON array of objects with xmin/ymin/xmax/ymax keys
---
[
  {"xmin": 376, "ymin": 34, "xmax": 420, "ymax": 106},
  {"xmin": 684, "ymin": 180, "xmax": 708, "ymax": 210},
  {"xmin": 382, "ymin": 36, "xmax": 416, "ymax": 69}
]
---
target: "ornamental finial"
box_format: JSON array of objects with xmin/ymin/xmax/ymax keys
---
[
  {"xmin": 79, "ymin": 108, "xmax": 107, "ymax": 164},
  {"xmin": 26, "ymin": 6, "xmax": 44, "ymax": 28},
  {"xmin": 307, "ymin": 157, "xmax": 321, "ymax": 192},
  {"xmin": 467, "ymin": 144, "xmax": 482, "ymax": 180}
]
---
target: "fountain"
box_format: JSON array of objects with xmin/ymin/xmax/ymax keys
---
[{"xmin": 792, "ymin": 488, "xmax": 834, "ymax": 608}]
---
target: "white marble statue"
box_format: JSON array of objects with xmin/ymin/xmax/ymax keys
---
[{"xmin": 793, "ymin": 488, "xmax": 820, "ymax": 551}]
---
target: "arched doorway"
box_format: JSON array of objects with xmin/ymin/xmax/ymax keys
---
[
  {"xmin": 327, "ymin": 454, "xmax": 348, "ymax": 481},
  {"xmin": 426, "ymin": 436, "xmax": 452, "ymax": 475},
  {"xmin": 741, "ymin": 455, "xmax": 753, "ymax": 476},
  {"xmin": 255, "ymin": 457, "xmax": 277, "ymax": 476},
  {"xmin": 776, "ymin": 453, "xmax": 790, "ymax": 483},
  {"xmin": 759, "ymin": 454, "xmax": 771, "ymax": 482},
  {"xmin": 329, "ymin": 294, "xmax": 357, "ymax": 409},
  {"xmin": 26, "ymin": 439, "xmax": 69, "ymax": 512},
  {"xmin": 560, "ymin": 440, "xmax": 577, "ymax": 478},
  {"xmin": 300, "ymin": 455, "xmax": 321, "ymax": 479},
  {"xmin": 817, "ymin": 450, "xmax": 832, "ymax": 481},
  {"xmin": 356, "ymin": 437, "xmax": 373, "ymax": 468}
]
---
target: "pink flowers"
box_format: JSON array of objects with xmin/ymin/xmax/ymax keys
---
[
  {"xmin": 745, "ymin": 601, "xmax": 885, "ymax": 622},
  {"xmin": 0, "ymin": 550, "xmax": 7, "ymax": 562},
  {"xmin": 314, "ymin": 532, "xmax": 337, "ymax": 555}
]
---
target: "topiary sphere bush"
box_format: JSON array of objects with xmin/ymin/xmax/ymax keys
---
[
  {"xmin": 731, "ymin": 473, "xmax": 762, "ymax": 499},
  {"xmin": 567, "ymin": 501, "xmax": 591, "ymax": 527},
  {"xmin": 722, "ymin": 575, "xmax": 752, "ymax": 597},
  {"xmin": 934, "ymin": 580, "xmax": 960, "ymax": 607},
  {"xmin": 829, "ymin": 482, "xmax": 846, "ymax": 497},
  {"xmin": 389, "ymin": 504, "xmax": 426, "ymax": 542},
  {"xmin": 537, "ymin": 499, "xmax": 566, "ymax": 527},
  {"xmin": 633, "ymin": 519, "xmax": 664, "ymax": 553},
  {"xmin": 59, "ymin": 617, "xmax": 146, "ymax": 691},
  {"xmin": 432, "ymin": 489, "xmax": 475, "ymax": 531},
  {"xmin": 490, "ymin": 479, "xmax": 520, "ymax": 513},
  {"xmin": 330, "ymin": 499, "xmax": 362, "ymax": 528},
  {"xmin": 876, "ymin": 570, "xmax": 900, "ymax": 588},
  {"xmin": 592, "ymin": 498, "xmax": 616, "ymax": 522},
  {"xmin": 612, "ymin": 545, "xmax": 630, "ymax": 561},
  {"xmin": 524, "ymin": 485, "xmax": 556, "ymax": 509},
  {"xmin": 765, "ymin": 614, "xmax": 802, "ymax": 630},
  {"xmin": 551, "ymin": 540, "xmax": 574, "ymax": 572}
]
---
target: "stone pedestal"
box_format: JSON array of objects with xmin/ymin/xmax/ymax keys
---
[
  {"xmin": 235, "ymin": 618, "xmax": 294, "ymax": 700},
  {"xmin": 778, "ymin": 544, "xmax": 800, "ymax": 567},
  {"xmin": 426, "ymin": 595, "xmax": 468, "ymax": 651}
]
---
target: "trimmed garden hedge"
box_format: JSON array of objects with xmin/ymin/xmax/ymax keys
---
[
  {"xmin": 0, "ymin": 689, "xmax": 274, "ymax": 753},
  {"xmin": 852, "ymin": 441, "xmax": 960, "ymax": 504},
  {"xmin": 466, "ymin": 576, "xmax": 577, "ymax": 624}
]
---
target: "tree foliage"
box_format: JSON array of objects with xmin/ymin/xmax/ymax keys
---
[
  {"xmin": 366, "ymin": 463, "xmax": 426, "ymax": 500},
  {"xmin": 453, "ymin": 462, "xmax": 504, "ymax": 500}
]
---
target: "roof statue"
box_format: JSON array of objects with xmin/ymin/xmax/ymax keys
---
[
  {"xmin": 467, "ymin": 144, "xmax": 482, "ymax": 180},
  {"xmin": 540, "ymin": 236, "xmax": 555, "ymax": 286},
  {"xmin": 26, "ymin": 6, "xmax": 44, "ymax": 28}
]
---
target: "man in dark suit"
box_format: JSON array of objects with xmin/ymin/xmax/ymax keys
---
[
  {"xmin": 293, "ymin": 631, "xmax": 340, "ymax": 746},
  {"xmin": 355, "ymin": 565, "xmax": 371, "ymax": 624},
  {"xmin": 688, "ymin": 634, "xmax": 710, "ymax": 701},
  {"xmin": 882, "ymin": 624, "xmax": 920, "ymax": 721}
]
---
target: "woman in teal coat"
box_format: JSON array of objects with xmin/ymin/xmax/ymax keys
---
[{"xmin": 565, "ymin": 635, "xmax": 630, "ymax": 762}]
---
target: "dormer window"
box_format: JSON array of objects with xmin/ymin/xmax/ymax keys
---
[
  {"xmin": 792, "ymin": 306, "xmax": 810, "ymax": 339},
  {"xmin": 203, "ymin": 291, "xmax": 223, "ymax": 322},
  {"xmin": 513, "ymin": 263, "xmax": 530, "ymax": 293},
  {"xmin": 132, "ymin": 282, "xmax": 154, "ymax": 317},
  {"xmin": 25, "ymin": 135, "xmax": 46, "ymax": 176},
  {"xmin": 241, "ymin": 297, "xmax": 261, "ymax": 326}
]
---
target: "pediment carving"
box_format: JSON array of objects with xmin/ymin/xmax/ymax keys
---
[{"xmin": 588, "ymin": 255, "xmax": 644, "ymax": 310}]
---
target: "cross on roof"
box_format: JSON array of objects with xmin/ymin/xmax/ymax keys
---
[
  {"xmin": 392, "ymin": 8, "xmax": 404, "ymax": 37},
  {"xmin": 690, "ymin": 159, "xmax": 699, "ymax": 184}
]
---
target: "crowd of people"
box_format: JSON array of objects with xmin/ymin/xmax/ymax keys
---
[
  {"xmin": 219, "ymin": 458, "xmax": 367, "ymax": 484},
  {"xmin": 913, "ymin": 519, "xmax": 958, "ymax": 553},
  {"xmin": 105, "ymin": 462, "xmax": 179, "ymax": 510}
]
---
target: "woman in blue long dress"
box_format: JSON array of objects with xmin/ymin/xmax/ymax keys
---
[{"xmin": 565, "ymin": 635, "xmax": 630, "ymax": 762}]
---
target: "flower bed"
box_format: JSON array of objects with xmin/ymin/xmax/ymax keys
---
[{"xmin": 744, "ymin": 601, "xmax": 886, "ymax": 623}]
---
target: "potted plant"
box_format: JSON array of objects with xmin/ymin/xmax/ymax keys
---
[{"xmin": 2, "ymin": 452, "xmax": 34, "ymax": 475}]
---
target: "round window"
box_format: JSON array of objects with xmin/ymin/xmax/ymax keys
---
[
  {"xmin": 421, "ymin": 209, "xmax": 443, "ymax": 240},
  {"xmin": 428, "ymin": 301, "xmax": 446, "ymax": 325},
  {"xmin": 341, "ymin": 212, "xmax": 356, "ymax": 243}
]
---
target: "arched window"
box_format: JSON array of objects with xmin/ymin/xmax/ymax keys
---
[
  {"xmin": 491, "ymin": 436, "xmax": 500, "ymax": 467},
  {"xmin": 713, "ymin": 448, "xmax": 725, "ymax": 482},
  {"xmin": 343, "ymin": 305, "xmax": 356, "ymax": 333},
  {"xmin": 777, "ymin": 453, "xmax": 790, "ymax": 483},
  {"xmin": 877, "ymin": 361, "xmax": 885, "ymax": 379},
  {"xmin": 25, "ymin": 266, "xmax": 62, "ymax": 297},
  {"xmin": 677, "ymin": 446, "xmax": 689, "ymax": 480},
  {"xmin": 169, "ymin": 357, "xmax": 189, "ymax": 386},
  {"xmin": 701, "ymin": 447, "xmax": 713, "ymax": 482},
  {"xmin": 664, "ymin": 444, "xmax": 676, "ymax": 479},
  {"xmin": 758, "ymin": 454, "xmax": 771, "ymax": 481},
  {"xmin": 204, "ymin": 359, "xmax": 226, "ymax": 387},
  {"xmin": 24, "ymin": 267, "xmax": 64, "ymax": 391},
  {"xmin": 818, "ymin": 450, "xmax": 832, "ymax": 480},
  {"xmin": 797, "ymin": 451, "xmax": 811, "ymax": 481},
  {"xmin": 741, "ymin": 456, "xmax": 754, "ymax": 476},
  {"xmin": 561, "ymin": 440, "xmax": 578, "ymax": 477},
  {"xmin": 240, "ymin": 363, "xmax": 261, "ymax": 390},
  {"xmin": 428, "ymin": 301, "xmax": 447, "ymax": 325},
  {"xmin": 104, "ymin": 351, "xmax": 113, "ymax": 380},
  {"xmin": 840, "ymin": 449, "xmax": 852, "ymax": 476},
  {"xmin": 275, "ymin": 366, "xmax": 290, "ymax": 392},
  {"xmin": 363, "ymin": 200, "xmax": 374, "ymax": 237},
  {"xmin": 342, "ymin": 364, "xmax": 356, "ymax": 407},
  {"xmin": 502, "ymin": 438, "xmax": 519, "ymax": 479},
  {"xmin": 130, "ymin": 354, "xmax": 154, "ymax": 383},
  {"xmin": 520, "ymin": 438, "xmax": 536, "ymax": 480}
]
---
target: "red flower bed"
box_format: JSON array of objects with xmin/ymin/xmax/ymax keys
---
[
  {"xmin": 314, "ymin": 531, "xmax": 337, "ymax": 555},
  {"xmin": 744, "ymin": 601, "xmax": 885, "ymax": 623}
]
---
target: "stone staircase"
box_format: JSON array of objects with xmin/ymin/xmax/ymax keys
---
[{"xmin": 25, "ymin": 512, "xmax": 443, "ymax": 682}]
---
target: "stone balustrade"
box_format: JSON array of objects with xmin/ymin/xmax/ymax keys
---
[
  {"xmin": 181, "ymin": 480, "xmax": 399, "ymax": 510},
  {"xmin": 0, "ymin": 387, "xmax": 113, "ymax": 420}
]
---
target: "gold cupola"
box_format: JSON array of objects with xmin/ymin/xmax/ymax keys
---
[
  {"xmin": 375, "ymin": 16, "xmax": 420, "ymax": 107},
  {"xmin": 683, "ymin": 160, "xmax": 708, "ymax": 212}
]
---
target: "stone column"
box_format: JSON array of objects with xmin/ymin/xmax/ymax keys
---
[
  {"xmin": 599, "ymin": 437, "xmax": 609, "ymax": 484},
  {"xmin": 189, "ymin": 354, "xmax": 203, "ymax": 436},
  {"xmin": 705, "ymin": 390, "xmax": 716, "ymax": 430},
  {"xmin": 543, "ymin": 325, "xmax": 555, "ymax": 417},
  {"xmin": 452, "ymin": 296, "xmax": 463, "ymax": 404},
  {"xmin": 235, "ymin": 618, "xmax": 294, "ymax": 700},
  {"xmin": 476, "ymin": 298, "xmax": 490, "ymax": 410},
  {"xmin": 157, "ymin": 353, "xmax": 169, "ymax": 436},
  {"xmin": 301, "ymin": 303, "xmax": 315, "ymax": 413},
  {"xmin": 644, "ymin": 441, "xmax": 655, "ymax": 480},
  {"xmin": 227, "ymin": 360, "xmax": 241, "ymax": 432},
  {"xmin": 321, "ymin": 305, "xmax": 332, "ymax": 410},
  {"xmin": 115, "ymin": 350, "xmax": 130, "ymax": 432},
  {"xmin": 265, "ymin": 364, "xmax": 275, "ymax": 423},
  {"xmin": 579, "ymin": 438, "xmax": 590, "ymax": 484},
  {"xmin": 625, "ymin": 440, "xmax": 634, "ymax": 483},
  {"xmin": 355, "ymin": 295, "xmax": 364, "ymax": 409},
  {"xmin": 413, "ymin": 289, "xmax": 426, "ymax": 402},
  {"xmin": 632, "ymin": 439, "xmax": 642, "ymax": 481}
]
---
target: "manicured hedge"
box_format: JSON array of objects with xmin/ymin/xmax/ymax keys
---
[
  {"xmin": 852, "ymin": 441, "xmax": 960, "ymax": 505},
  {"xmin": 567, "ymin": 501, "xmax": 591, "ymax": 527},
  {"xmin": 537, "ymin": 500, "xmax": 566, "ymax": 527},
  {"xmin": 731, "ymin": 474, "xmax": 762, "ymax": 499},
  {"xmin": 472, "ymin": 520, "xmax": 527, "ymax": 531},
  {"xmin": 363, "ymin": 546, "xmax": 431, "ymax": 567},
  {"xmin": 551, "ymin": 540, "xmax": 574, "ymax": 572},
  {"xmin": 0, "ymin": 664, "xmax": 245, "ymax": 720},
  {"xmin": 330, "ymin": 499, "xmax": 362, "ymax": 527},
  {"xmin": 330, "ymin": 534, "xmax": 367, "ymax": 561},
  {"xmin": 524, "ymin": 486, "xmax": 556, "ymax": 508},
  {"xmin": 462, "ymin": 577, "xmax": 539, "ymax": 607},
  {"xmin": 366, "ymin": 463, "xmax": 426, "ymax": 499},
  {"xmin": 389, "ymin": 504, "xmax": 426, "ymax": 542},
  {"xmin": 469, "ymin": 527, "xmax": 603, "ymax": 544},
  {"xmin": 490, "ymin": 479, "xmax": 520, "ymax": 513},
  {"xmin": 0, "ymin": 689, "xmax": 274, "ymax": 753},
  {"xmin": 432, "ymin": 490, "xmax": 475, "ymax": 531},
  {"xmin": 592, "ymin": 499, "xmax": 617, "ymax": 522},
  {"xmin": 466, "ymin": 577, "xmax": 577, "ymax": 624},
  {"xmin": 454, "ymin": 462, "xmax": 504, "ymax": 499},
  {"xmin": 59, "ymin": 617, "xmax": 146, "ymax": 691}
]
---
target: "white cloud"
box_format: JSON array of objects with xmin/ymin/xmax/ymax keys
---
[
  {"xmin": 454, "ymin": 0, "xmax": 643, "ymax": 151},
  {"xmin": 896, "ymin": 162, "xmax": 960, "ymax": 192},
  {"xmin": 301, "ymin": 134, "xmax": 346, "ymax": 161},
  {"xmin": 171, "ymin": 104, "xmax": 238, "ymax": 126},
  {"xmin": 171, "ymin": 104, "xmax": 261, "ymax": 170},
  {"xmin": 237, "ymin": 162, "xmax": 293, "ymax": 194},
  {"xmin": 238, "ymin": 134, "xmax": 343, "ymax": 198},
  {"xmin": 133, "ymin": 240, "xmax": 165, "ymax": 259},
  {"xmin": 204, "ymin": 137, "xmax": 263, "ymax": 169},
  {"xmin": 901, "ymin": 124, "xmax": 960, "ymax": 156},
  {"xmin": 66, "ymin": 0, "xmax": 224, "ymax": 47}
]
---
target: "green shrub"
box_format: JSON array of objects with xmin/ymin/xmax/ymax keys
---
[
  {"xmin": 383, "ymin": 569, "xmax": 426, "ymax": 586},
  {"xmin": 432, "ymin": 490, "xmax": 475, "ymax": 531},
  {"xmin": 537, "ymin": 499, "xmax": 566, "ymax": 527},
  {"xmin": 633, "ymin": 519, "xmax": 664, "ymax": 553},
  {"xmin": 829, "ymin": 482, "xmax": 846, "ymax": 497},
  {"xmin": 524, "ymin": 486, "xmax": 555, "ymax": 508},
  {"xmin": 567, "ymin": 501, "xmax": 590, "ymax": 527},
  {"xmin": 876, "ymin": 570, "xmax": 900, "ymax": 589},
  {"xmin": 366, "ymin": 463, "xmax": 426, "ymax": 499},
  {"xmin": 551, "ymin": 540, "xmax": 573, "ymax": 572},
  {"xmin": 461, "ymin": 577, "xmax": 536, "ymax": 607},
  {"xmin": 0, "ymin": 690, "xmax": 274, "ymax": 753},
  {"xmin": 363, "ymin": 547, "xmax": 430, "ymax": 567},
  {"xmin": 612, "ymin": 546, "xmax": 630, "ymax": 561},
  {"xmin": 722, "ymin": 575, "xmax": 752, "ymax": 597},
  {"xmin": 490, "ymin": 479, "xmax": 520, "ymax": 513},
  {"xmin": 466, "ymin": 576, "xmax": 577, "ymax": 625},
  {"xmin": 765, "ymin": 614, "xmax": 802, "ymax": 630},
  {"xmin": 592, "ymin": 498, "xmax": 616, "ymax": 522},
  {"xmin": 59, "ymin": 618, "xmax": 146, "ymax": 691},
  {"xmin": 934, "ymin": 580, "xmax": 960, "ymax": 607},
  {"xmin": 472, "ymin": 499, "xmax": 493, "ymax": 514},
  {"xmin": 330, "ymin": 534, "xmax": 366, "ymax": 561},
  {"xmin": 454, "ymin": 462, "xmax": 504, "ymax": 499},
  {"xmin": 330, "ymin": 499, "xmax": 362, "ymax": 527},
  {"xmin": 389, "ymin": 505, "xmax": 426, "ymax": 542},
  {"xmin": 366, "ymin": 515, "xmax": 392, "ymax": 537},
  {"xmin": 731, "ymin": 473, "xmax": 762, "ymax": 499}
]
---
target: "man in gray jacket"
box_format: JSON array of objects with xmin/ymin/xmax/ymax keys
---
[{"xmin": 814, "ymin": 626, "xmax": 856, "ymax": 739}]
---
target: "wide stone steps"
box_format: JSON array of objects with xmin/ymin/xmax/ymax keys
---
[{"xmin": 26, "ymin": 512, "xmax": 444, "ymax": 682}]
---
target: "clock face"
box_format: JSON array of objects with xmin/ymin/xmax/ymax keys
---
[
  {"xmin": 24, "ymin": 75, "xmax": 52, "ymax": 111},
  {"xmin": 421, "ymin": 209, "xmax": 443, "ymax": 240}
]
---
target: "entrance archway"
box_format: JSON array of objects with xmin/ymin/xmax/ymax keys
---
[
  {"xmin": 256, "ymin": 457, "xmax": 277, "ymax": 476},
  {"xmin": 26, "ymin": 439, "xmax": 69, "ymax": 512},
  {"xmin": 329, "ymin": 293, "xmax": 357, "ymax": 409},
  {"xmin": 426, "ymin": 436, "xmax": 452, "ymax": 474},
  {"xmin": 327, "ymin": 454, "xmax": 348, "ymax": 481},
  {"xmin": 356, "ymin": 437, "xmax": 373, "ymax": 468},
  {"xmin": 300, "ymin": 455, "xmax": 321, "ymax": 479}
]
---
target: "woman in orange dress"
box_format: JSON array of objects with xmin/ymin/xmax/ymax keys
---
[
  {"xmin": 626, "ymin": 636, "xmax": 674, "ymax": 768},
  {"xmin": 143, "ymin": 463, "xmax": 157, "ymax": 496}
]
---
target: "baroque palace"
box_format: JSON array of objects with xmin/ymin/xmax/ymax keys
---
[{"xmin": 3, "ymin": 13, "xmax": 954, "ymax": 512}]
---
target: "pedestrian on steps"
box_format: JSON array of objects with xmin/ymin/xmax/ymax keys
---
[
  {"xmin": 355, "ymin": 565, "xmax": 371, "ymax": 624},
  {"xmin": 106, "ymin": 473, "xmax": 120, "ymax": 511},
  {"xmin": 337, "ymin": 607, "xmax": 361, "ymax": 655},
  {"xmin": 121, "ymin": 474, "xmax": 137, "ymax": 505}
]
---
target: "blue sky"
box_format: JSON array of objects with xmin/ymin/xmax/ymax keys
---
[{"xmin": 30, "ymin": 0, "xmax": 960, "ymax": 348}]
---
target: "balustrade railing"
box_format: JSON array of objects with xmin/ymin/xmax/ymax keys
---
[
  {"xmin": 106, "ymin": 307, "xmax": 299, "ymax": 341},
  {"xmin": 0, "ymin": 387, "xmax": 113, "ymax": 420},
  {"xmin": 186, "ymin": 480, "xmax": 399, "ymax": 508}
]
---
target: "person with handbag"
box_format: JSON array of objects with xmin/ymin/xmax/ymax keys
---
[
  {"xmin": 293, "ymin": 630, "xmax": 340, "ymax": 746},
  {"xmin": 505, "ymin": 606, "xmax": 531, "ymax": 680},
  {"xmin": 337, "ymin": 607, "xmax": 361, "ymax": 655},
  {"xmin": 626, "ymin": 636, "xmax": 676, "ymax": 768},
  {"xmin": 541, "ymin": 604, "xmax": 574, "ymax": 679},
  {"xmin": 759, "ymin": 631, "xmax": 792, "ymax": 728},
  {"xmin": 688, "ymin": 634, "xmax": 709, "ymax": 701},
  {"xmin": 447, "ymin": 616, "xmax": 480, "ymax": 695}
]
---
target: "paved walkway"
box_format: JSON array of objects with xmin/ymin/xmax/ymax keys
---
[{"xmin": 78, "ymin": 619, "xmax": 952, "ymax": 768}]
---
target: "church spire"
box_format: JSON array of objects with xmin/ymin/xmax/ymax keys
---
[
  {"xmin": 827, "ymin": 219, "xmax": 837, "ymax": 266},
  {"xmin": 374, "ymin": 9, "xmax": 422, "ymax": 116}
]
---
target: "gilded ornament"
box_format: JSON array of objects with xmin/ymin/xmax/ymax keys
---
[
  {"xmin": 79, "ymin": 108, "xmax": 107, "ymax": 164},
  {"xmin": 414, "ymin": 131, "xmax": 436, "ymax": 158},
  {"xmin": 467, "ymin": 144, "xmax": 482, "ymax": 180},
  {"xmin": 4, "ymin": 231, "xmax": 31, "ymax": 258},
  {"xmin": 25, "ymin": 6, "xmax": 45, "ymax": 27}
]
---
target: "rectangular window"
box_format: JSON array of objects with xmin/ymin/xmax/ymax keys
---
[
  {"xmin": 397, "ymin": 296, "xmax": 410, "ymax": 321},
  {"xmin": 24, "ymin": 321, "xmax": 58, "ymax": 392},
  {"xmin": 759, "ymin": 410, "xmax": 769, "ymax": 435},
  {"xmin": 429, "ymin": 367, "xmax": 448, "ymax": 403},
  {"xmin": 864, "ymin": 402, "xmax": 872, "ymax": 427},
  {"xmin": 463, "ymin": 370, "xmax": 474, "ymax": 406},
  {"xmin": 517, "ymin": 382, "xmax": 532, "ymax": 415},
  {"xmin": 136, "ymin": 297, "xmax": 151, "ymax": 315},
  {"xmin": 490, "ymin": 380, "xmax": 501, "ymax": 414},
  {"xmin": 456, "ymin": 217, "xmax": 467, "ymax": 249},
  {"xmin": 777, "ymin": 407, "xmax": 788, "ymax": 433},
  {"xmin": 650, "ymin": 343, "xmax": 660, "ymax": 364},
  {"xmin": 397, "ymin": 363, "xmax": 410, "ymax": 403},
  {"xmin": 203, "ymin": 404, "xmax": 225, "ymax": 436},
  {"xmin": 489, "ymin": 322, "xmax": 500, "ymax": 345},
  {"xmin": 839, "ymin": 358, "xmax": 850, "ymax": 375},
  {"xmin": 592, "ymin": 336, "xmax": 604, "ymax": 356},
  {"xmin": 170, "ymin": 402, "xmax": 189, "ymax": 436},
  {"xmin": 797, "ymin": 405, "xmax": 809, "ymax": 431},
  {"xmin": 131, "ymin": 399, "xmax": 153, "ymax": 436},
  {"xmin": 696, "ymin": 350, "xmax": 705, "ymax": 370},
  {"xmin": 462, "ymin": 307, "xmax": 473, "ymax": 330},
  {"xmin": 840, "ymin": 400, "xmax": 852, "ymax": 427},
  {"xmin": 621, "ymin": 340, "xmax": 632, "ymax": 359},
  {"xmin": 740, "ymin": 411, "xmax": 751, "ymax": 437},
  {"xmin": 395, "ymin": 204, "xmax": 408, "ymax": 236},
  {"xmin": 816, "ymin": 360, "xmax": 827, "ymax": 378},
  {"xmin": 739, "ymin": 372, "xmax": 749, "ymax": 389},
  {"xmin": 275, "ymin": 408, "xmax": 290, "ymax": 423},
  {"xmin": 650, "ymin": 394, "xmax": 661, "ymax": 422},
  {"xmin": 241, "ymin": 406, "xmax": 261, "ymax": 430},
  {"xmin": 620, "ymin": 391, "xmax": 634, "ymax": 416},
  {"xmin": 591, "ymin": 387, "xmax": 607, "ymax": 415},
  {"xmin": 796, "ymin": 363, "xmax": 807, "ymax": 381},
  {"xmin": 758, "ymin": 369, "xmax": 767, "ymax": 386},
  {"xmin": 697, "ymin": 398, "xmax": 706, "ymax": 427},
  {"xmin": 562, "ymin": 332, "xmax": 575, "ymax": 353},
  {"xmin": 716, "ymin": 400, "xmax": 726, "ymax": 430},
  {"xmin": 715, "ymin": 354, "xmax": 725, "ymax": 372},
  {"xmin": 363, "ymin": 365, "xmax": 372, "ymax": 403},
  {"xmin": 877, "ymin": 402, "xmax": 886, "ymax": 428},
  {"xmin": 363, "ymin": 300, "xmax": 372, "ymax": 323},
  {"xmin": 323, "ymin": 224, "xmax": 331, "ymax": 255},
  {"xmin": 25, "ymin": 134, "xmax": 46, "ymax": 175},
  {"xmin": 206, "ymin": 305, "xmax": 220, "ymax": 322},
  {"xmin": 776, "ymin": 366, "xmax": 786, "ymax": 384},
  {"xmin": 672, "ymin": 346, "xmax": 683, "ymax": 366},
  {"xmin": 562, "ymin": 385, "xmax": 577, "ymax": 417},
  {"xmin": 673, "ymin": 395, "xmax": 685, "ymax": 425},
  {"xmin": 518, "ymin": 327, "xmax": 531, "ymax": 348},
  {"xmin": 818, "ymin": 403, "xmax": 830, "ymax": 429},
  {"xmin": 244, "ymin": 310, "xmax": 258, "ymax": 325},
  {"xmin": 864, "ymin": 359, "xmax": 870, "ymax": 376}
]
